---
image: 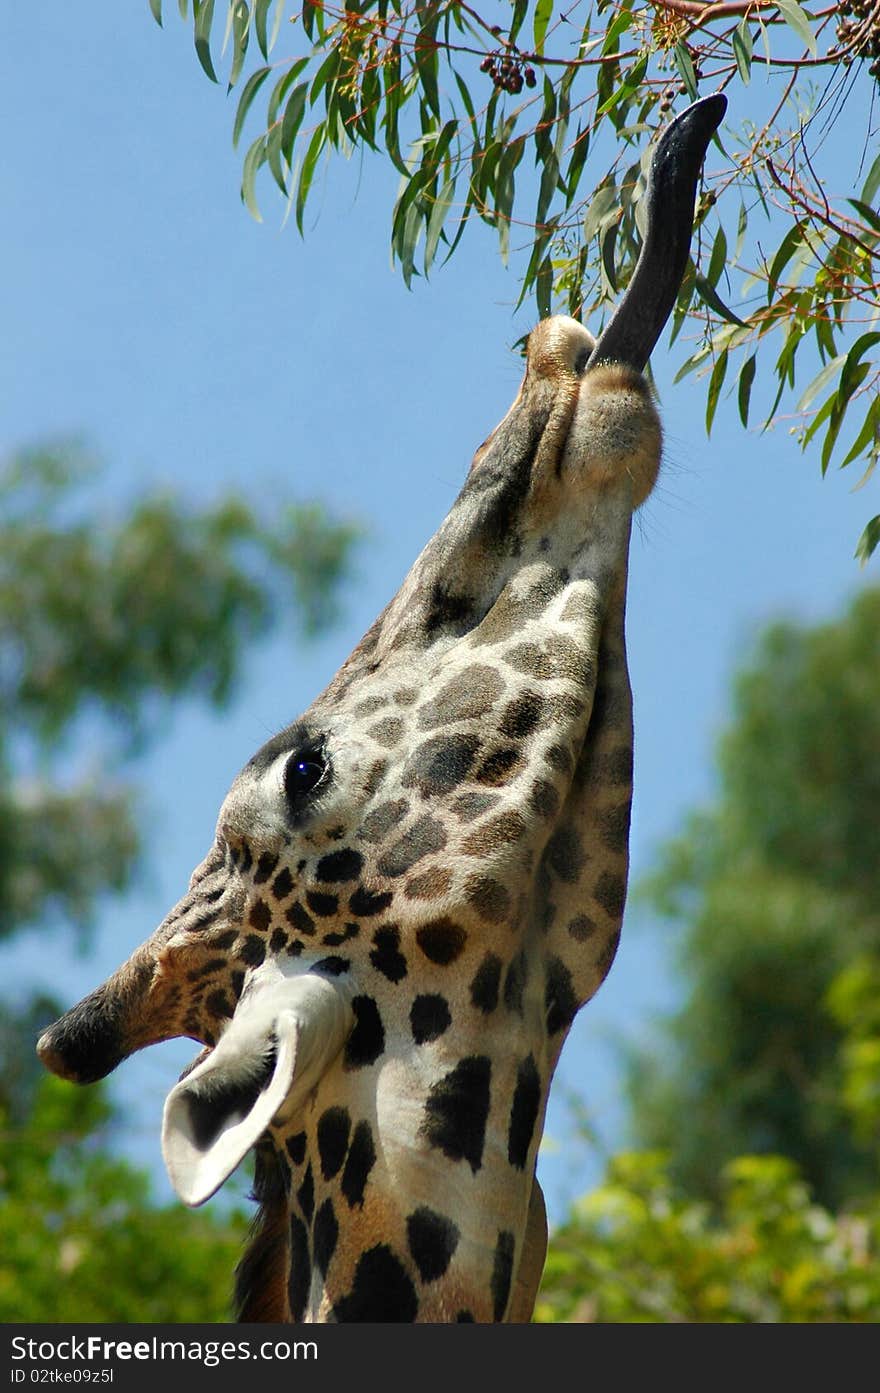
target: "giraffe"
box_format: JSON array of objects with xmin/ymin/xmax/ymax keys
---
[{"xmin": 37, "ymin": 94, "xmax": 726, "ymax": 1323}]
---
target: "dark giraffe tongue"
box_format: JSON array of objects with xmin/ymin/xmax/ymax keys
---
[{"xmin": 587, "ymin": 92, "xmax": 727, "ymax": 374}]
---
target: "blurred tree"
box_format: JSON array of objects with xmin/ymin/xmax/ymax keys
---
[
  {"xmin": 536, "ymin": 1151, "xmax": 880, "ymax": 1322},
  {"xmin": 151, "ymin": 0, "xmax": 880, "ymax": 560},
  {"xmin": 0, "ymin": 438, "xmax": 357, "ymax": 1322},
  {"xmin": 0, "ymin": 442, "xmax": 360, "ymax": 945},
  {"xmin": 626, "ymin": 586, "xmax": 880, "ymax": 1208},
  {"xmin": 0, "ymin": 1071, "xmax": 247, "ymax": 1322}
]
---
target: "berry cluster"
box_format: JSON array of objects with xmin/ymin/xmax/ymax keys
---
[
  {"xmin": 479, "ymin": 28, "xmax": 537, "ymax": 93},
  {"xmin": 835, "ymin": 0, "xmax": 880, "ymax": 77},
  {"xmin": 479, "ymin": 52, "xmax": 537, "ymax": 93}
]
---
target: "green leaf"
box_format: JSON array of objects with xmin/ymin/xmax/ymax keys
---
[
  {"xmin": 839, "ymin": 332, "xmax": 880, "ymax": 403},
  {"xmin": 694, "ymin": 274, "xmax": 748, "ymax": 327},
  {"xmin": 602, "ymin": 9, "xmax": 633, "ymax": 54},
  {"xmin": 255, "ymin": 0, "xmax": 284, "ymax": 58},
  {"xmin": 673, "ymin": 42, "xmax": 698, "ymax": 101},
  {"xmin": 149, "ymin": 0, "xmax": 163, "ymax": 26},
  {"xmin": 425, "ymin": 176, "xmax": 456, "ymax": 274},
  {"xmin": 227, "ymin": 0, "xmax": 250, "ymax": 92},
  {"xmin": 705, "ymin": 349, "xmax": 728, "ymax": 434},
  {"xmin": 775, "ymin": 0, "xmax": 817, "ymax": 56},
  {"xmin": 233, "ymin": 65, "xmax": 271, "ymax": 149},
  {"xmin": 855, "ymin": 514, "xmax": 880, "ymax": 564},
  {"xmin": 861, "ymin": 148, "xmax": 880, "ymax": 206},
  {"xmin": 738, "ymin": 353, "xmax": 757, "ymax": 426},
  {"xmin": 840, "ymin": 398, "xmax": 880, "ymax": 470},
  {"xmin": 194, "ymin": 0, "xmax": 219, "ymax": 83},
  {"xmin": 706, "ymin": 226, "xmax": 728, "ymax": 288},
  {"xmin": 583, "ymin": 183, "xmax": 618, "ymax": 244},
  {"xmin": 796, "ymin": 354, "xmax": 846, "ymax": 414},
  {"xmin": 767, "ymin": 221, "xmax": 805, "ymax": 299},
  {"xmin": 732, "ymin": 18, "xmax": 752, "ymax": 83},
  {"xmin": 847, "ymin": 199, "xmax": 880, "ymax": 236},
  {"xmin": 533, "ymin": 0, "xmax": 554, "ymax": 56},
  {"xmin": 241, "ymin": 132, "xmax": 267, "ymax": 221},
  {"xmin": 267, "ymin": 58, "xmax": 309, "ymax": 128},
  {"xmin": 296, "ymin": 123, "xmax": 327, "ymax": 233},
  {"xmin": 600, "ymin": 220, "xmax": 618, "ymax": 294},
  {"xmin": 280, "ymin": 83, "xmax": 309, "ymax": 164}
]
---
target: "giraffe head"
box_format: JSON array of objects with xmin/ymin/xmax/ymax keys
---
[{"xmin": 37, "ymin": 96, "xmax": 725, "ymax": 1322}]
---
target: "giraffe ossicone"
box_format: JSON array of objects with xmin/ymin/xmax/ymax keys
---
[{"xmin": 37, "ymin": 94, "xmax": 726, "ymax": 1322}]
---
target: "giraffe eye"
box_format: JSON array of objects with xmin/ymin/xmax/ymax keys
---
[{"xmin": 284, "ymin": 748, "xmax": 327, "ymax": 808}]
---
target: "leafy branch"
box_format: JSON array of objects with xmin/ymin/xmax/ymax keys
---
[{"xmin": 150, "ymin": 0, "xmax": 880, "ymax": 559}]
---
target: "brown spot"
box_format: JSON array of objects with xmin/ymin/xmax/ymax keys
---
[
  {"xmin": 475, "ymin": 747, "xmax": 522, "ymax": 787},
  {"xmin": 405, "ymin": 866, "xmax": 454, "ymax": 900},
  {"xmin": 360, "ymin": 799, "xmax": 410, "ymax": 843},
  {"xmin": 465, "ymin": 875, "xmax": 510, "ymax": 923},
  {"xmin": 599, "ymin": 801, "xmax": 631, "ymax": 854},
  {"xmin": 504, "ymin": 634, "xmax": 588, "ymax": 682},
  {"xmin": 568, "ymin": 914, "xmax": 597, "ymax": 942},
  {"xmin": 470, "ymin": 586, "xmax": 529, "ymax": 646},
  {"xmin": 546, "ymin": 743, "xmax": 573, "ymax": 775},
  {"xmin": 363, "ymin": 759, "xmax": 389, "ymax": 797},
  {"xmin": 394, "ymin": 687, "xmax": 418, "ymax": 705},
  {"xmin": 529, "ymin": 780, "xmax": 559, "ymax": 819},
  {"xmin": 416, "ymin": 665, "xmax": 505, "ymax": 730},
  {"xmin": 499, "ymin": 691, "xmax": 544, "ymax": 740},
  {"xmin": 354, "ymin": 695, "xmax": 389, "ymax": 717},
  {"xmin": 594, "ymin": 872, "xmax": 627, "ymax": 919},
  {"xmin": 369, "ymin": 716, "xmax": 405, "ymax": 749},
  {"xmin": 286, "ymin": 902, "xmax": 316, "ymax": 936},
  {"xmin": 401, "ymin": 733, "xmax": 480, "ymax": 797},
  {"xmin": 249, "ymin": 899, "xmax": 272, "ymax": 932},
  {"xmin": 461, "ymin": 810, "xmax": 526, "ymax": 857},
  {"xmin": 416, "ymin": 918, "xmax": 468, "ymax": 965},
  {"xmin": 451, "ymin": 791, "xmax": 499, "ymax": 823},
  {"xmin": 378, "ymin": 815, "xmax": 447, "ymax": 878},
  {"xmin": 544, "ymin": 824, "xmax": 586, "ymax": 884},
  {"xmin": 598, "ymin": 926, "xmax": 622, "ymax": 976}
]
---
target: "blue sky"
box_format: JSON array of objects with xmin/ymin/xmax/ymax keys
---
[{"xmin": 3, "ymin": 4, "xmax": 874, "ymax": 1222}]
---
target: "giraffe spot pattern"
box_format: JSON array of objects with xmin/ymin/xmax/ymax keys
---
[
  {"xmin": 410, "ymin": 993, "xmax": 452, "ymax": 1044},
  {"xmin": 368, "ymin": 716, "xmax": 405, "ymax": 748},
  {"xmin": 491, "ymin": 1230, "xmax": 515, "ymax": 1322},
  {"xmin": 568, "ymin": 913, "xmax": 597, "ymax": 942},
  {"xmin": 465, "ymin": 874, "xmax": 510, "ymax": 923},
  {"xmin": 406, "ymin": 1207, "xmax": 460, "ymax": 1282},
  {"xmin": 348, "ymin": 886, "xmax": 393, "ymax": 917},
  {"xmin": 344, "ymin": 996, "xmax": 385, "ymax": 1068},
  {"xmin": 460, "ymin": 810, "xmax": 526, "ymax": 857},
  {"xmin": 507, "ymin": 1055, "xmax": 541, "ymax": 1169},
  {"xmin": 332, "ymin": 1245, "xmax": 418, "ymax": 1322},
  {"xmin": 420, "ymin": 1055, "xmax": 491, "ymax": 1173},
  {"xmin": 401, "ymin": 733, "xmax": 480, "ymax": 797},
  {"xmin": 253, "ymin": 852, "xmax": 279, "ymax": 884},
  {"xmin": 469, "ymin": 953, "xmax": 501, "ymax": 1014},
  {"xmin": 503, "ymin": 951, "xmax": 527, "ymax": 1015},
  {"xmin": 543, "ymin": 824, "xmax": 586, "ymax": 884},
  {"xmin": 288, "ymin": 1216, "xmax": 311, "ymax": 1323},
  {"xmin": 594, "ymin": 870, "xmax": 627, "ymax": 918},
  {"xmin": 297, "ymin": 1163, "xmax": 315, "ymax": 1223},
  {"xmin": 340, "ymin": 1120, "xmax": 376, "ymax": 1209},
  {"xmin": 306, "ymin": 890, "xmax": 338, "ymax": 917},
  {"xmin": 248, "ymin": 899, "xmax": 271, "ymax": 932},
  {"xmin": 404, "ymin": 865, "xmax": 453, "ymax": 900},
  {"xmin": 313, "ymin": 1199, "xmax": 339, "ymax": 1278},
  {"xmin": 316, "ymin": 849, "xmax": 364, "ymax": 883},
  {"xmin": 416, "ymin": 665, "xmax": 504, "ymax": 729},
  {"xmin": 369, "ymin": 926, "xmax": 408, "ymax": 983},
  {"xmin": 416, "ymin": 918, "xmax": 467, "ymax": 965},
  {"xmin": 359, "ymin": 800, "xmax": 410, "ymax": 843},
  {"xmin": 286, "ymin": 1132, "xmax": 306, "ymax": 1166},
  {"xmin": 285, "ymin": 902, "xmax": 315, "ymax": 936},
  {"xmin": 474, "ymin": 746, "xmax": 522, "ymax": 786},
  {"xmin": 317, "ymin": 1107, "xmax": 351, "ymax": 1181},
  {"xmin": 451, "ymin": 791, "xmax": 499, "ymax": 823},
  {"xmin": 545, "ymin": 956, "xmax": 578, "ymax": 1035},
  {"xmin": 378, "ymin": 815, "xmax": 447, "ymax": 878},
  {"xmin": 239, "ymin": 934, "xmax": 266, "ymax": 967}
]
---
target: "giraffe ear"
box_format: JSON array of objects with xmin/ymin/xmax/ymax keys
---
[{"xmin": 161, "ymin": 969, "xmax": 353, "ymax": 1206}]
